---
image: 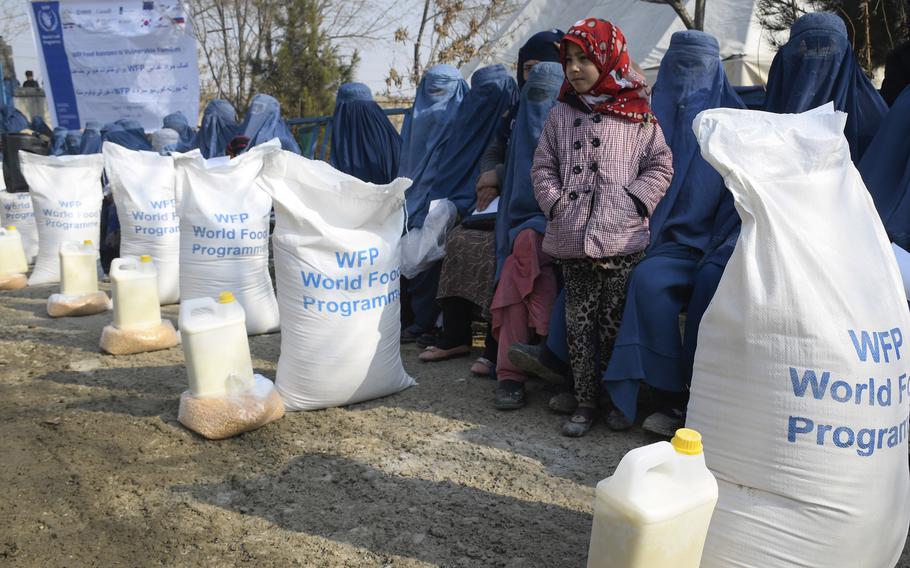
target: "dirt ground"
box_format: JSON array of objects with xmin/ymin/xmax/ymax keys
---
[{"xmin": 1, "ymin": 282, "xmax": 909, "ymax": 567}]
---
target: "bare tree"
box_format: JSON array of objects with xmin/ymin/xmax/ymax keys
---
[
  {"xmin": 192, "ymin": 0, "xmax": 400, "ymax": 111},
  {"xmin": 641, "ymin": 0, "xmax": 708, "ymax": 30},
  {"xmin": 389, "ymin": 0, "xmax": 520, "ymax": 89},
  {"xmin": 755, "ymin": 0, "xmax": 909, "ymax": 73}
]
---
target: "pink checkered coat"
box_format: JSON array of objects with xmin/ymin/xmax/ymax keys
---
[{"xmin": 531, "ymin": 102, "xmax": 673, "ymax": 260}]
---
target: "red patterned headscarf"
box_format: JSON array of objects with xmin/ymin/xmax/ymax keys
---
[{"xmin": 559, "ymin": 18, "xmax": 654, "ymax": 123}]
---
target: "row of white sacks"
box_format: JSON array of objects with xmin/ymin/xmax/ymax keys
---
[{"xmin": 11, "ymin": 139, "xmax": 415, "ymax": 412}]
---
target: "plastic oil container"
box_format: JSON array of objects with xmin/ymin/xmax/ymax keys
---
[
  {"xmin": 59, "ymin": 240, "xmax": 98, "ymax": 296},
  {"xmin": 0, "ymin": 226, "xmax": 28, "ymax": 275},
  {"xmin": 110, "ymin": 255, "xmax": 162, "ymax": 330},
  {"xmin": 586, "ymin": 429, "xmax": 718, "ymax": 568},
  {"xmin": 178, "ymin": 291, "xmax": 255, "ymax": 397}
]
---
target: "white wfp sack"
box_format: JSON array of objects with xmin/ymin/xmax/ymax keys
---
[
  {"xmin": 21, "ymin": 153, "xmax": 103, "ymax": 285},
  {"xmin": 258, "ymin": 151, "xmax": 415, "ymax": 410},
  {"xmin": 173, "ymin": 142, "xmax": 279, "ymax": 335},
  {"xmin": 103, "ymin": 142, "xmax": 180, "ymax": 304},
  {"xmin": 687, "ymin": 103, "xmax": 910, "ymax": 568},
  {"xmin": 0, "ymin": 190, "xmax": 39, "ymax": 262}
]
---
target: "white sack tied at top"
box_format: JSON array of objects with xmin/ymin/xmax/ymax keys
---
[
  {"xmin": 21, "ymin": 153, "xmax": 104, "ymax": 285},
  {"xmin": 172, "ymin": 140, "xmax": 280, "ymax": 335},
  {"xmin": 687, "ymin": 103, "xmax": 910, "ymax": 568},
  {"xmin": 103, "ymin": 141, "xmax": 180, "ymax": 304},
  {"xmin": 257, "ymin": 150, "xmax": 415, "ymax": 410}
]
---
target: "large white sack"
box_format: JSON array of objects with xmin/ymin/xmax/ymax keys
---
[
  {"xmin": 258, "ymin": 150, "xmax": 415, "ymax": 410},
  {"xmin": 687, "ymin": 103, "xmax": 910, "ymax": 568},
  {"xmin": 21, "ymin": 153, "xmax": 104, "ymax": 285},
  {"xmin": 173, "ymin": 142, "xmax": 279, "ymax": 335},
  {"xmin": 103, "ymin": 142, "xmax": 180, "ymax": 304},
  {"xmin": 0, "ymin": 190, "xmax": 39, "ymax": 263}
]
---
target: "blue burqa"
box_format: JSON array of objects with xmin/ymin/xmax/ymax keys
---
[
  {"xmin": 65, "ymin": 131, "xmax": 82, "ymax": 155},
  {"xmin": 195, "ymin": 99, "xmax": 240, "ymax": 159},
  {"xmin": 329, "ymin": 82, "xmax": 402, "ymax": 184},
  {"xmin": 80, "ymin": 127, "xmax": 102, "ymax": 154},
  {"xmin": 426, "ymin": 65, "xmax": 519, "ymax": 218},
  {"xmin": 50, "ymin": 127, "xmax": 67, "ymax": 155},
  {"xmin": 399, "ymin": 64, "xmax": 468, "ymax": 229},
  {"xmin": 859, "ymin": 85, "xmax": 910, "ymax": 248},
  {"xmin": 103, "ymin": 128, "xmax": 153, "ymax": 151},
  {"xmin": 597, "ymin": 31, "xmax": 746, "ymax": 421},
  {"xmin": 163, "ymin": 111, "xmax": 196, "ymax": 147},
  {"xmin": 661, "ymin": 13, "xmax": 892, "ymax": 421},
  {"xmin": 494, "ymin": 62, "xmax": 564, "ymax": 281},
  {"xmin": 30, "ymin": 116, "xmax": 52, "ymax": 137},
  {"xmin": 0, "ymin": 106, "xmax": 29, "ymax": 133},
  {"xmin": 764, "ymin": 12, "xmax": 887, "ymax": 162},
  {"xmin": 240, "ymin": 94, "xmax": 301, "ymax": 154}
]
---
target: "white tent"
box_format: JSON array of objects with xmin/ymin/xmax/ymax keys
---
[{"xmin": 465, "ymin": 0, "xmax": 779, "ymax": 86}]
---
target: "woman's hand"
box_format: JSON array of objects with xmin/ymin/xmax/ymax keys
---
[
  {"xmin": 476, "ymin": 186, "xmax": 499, "ymax": 212},
  {"xmin": 476, "ymin": 169, "xmax": 499, "ymax": 192}
]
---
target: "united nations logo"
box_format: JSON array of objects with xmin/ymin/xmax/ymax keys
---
[{"xmin": 37, "ymin": 8, "xmax": 59, "ymax": 33}]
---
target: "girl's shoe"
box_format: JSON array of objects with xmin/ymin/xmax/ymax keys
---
[
  {"xmin": 562, "ymin": 406, "xmax": 596, "ymax": 437},
  {"xmin": 494, "ymin": 380, "xmax": 526, "ymax": 410}
]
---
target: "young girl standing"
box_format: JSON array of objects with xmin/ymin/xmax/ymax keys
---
[{"xmin": 531, "ymin": 18, "xmax": 673, "ymax": 437}]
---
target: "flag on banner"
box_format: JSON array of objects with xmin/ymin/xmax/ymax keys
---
[{"xmin": 29, "ymin": 0, "xmax": 200, "ymax": 130}]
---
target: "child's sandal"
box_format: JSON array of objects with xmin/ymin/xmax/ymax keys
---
[{"xmin": 562, "ymin": 406, "xmax": 596, "ymax": 438}]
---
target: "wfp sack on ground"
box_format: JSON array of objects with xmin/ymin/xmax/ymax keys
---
[
  {"xmin": 103, "ymin": 142, "xmax": 180, "ymax": 304},
  {"xmin": 178, "ymin": 374, "xmax": 285, "ymax": 440},
  {"xmin": 687, "ymin": 103, "xmax": 910, "ymax": 568},
  {"xmin": 21, "ymin": 153, "xmax": 103, "ymax": 285},
  {"xmin": 258, "ymin": 151, "xmax": 414, "ymax": 410},
  {"xmin": 399, "ymin": 198, "xmax": 457, "ymax": 278},
  {"xmin": 173, "ymin": 142, "xmax": 280, "ymax": 335},
  {"xmin": 0, "ymin": 190, "xmax": 39, "ymax": 262}
]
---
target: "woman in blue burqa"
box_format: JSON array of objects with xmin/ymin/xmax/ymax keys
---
[
  {"xmin": 239, "ymin": 94, "xmax": 301, "ymax": 154},
  {"xmin": 329, "ymin": 82, "xmax": 402, "ymax": 184},
  {"xmin": 859, "ymin": 85, "xmax": 910, "ymax": 250},
  {"xmin": 652, "ymin": 12, "xmax": 889, "ymax": 433},
  {"xmin": 414, "ymin": 32, "xmax": 561, "ymax": 378},
  {"xmin": 193, "ymin": 100, "xmax": 240, "ymax": 158},
  {"xmin": 595, "ymin": 31, "xmax": 746, "ymax": 434},
  {"xmin": 79, "ymin": 121, "xmax": 102, "ymax": 154},
  {"xmin": 105, "ymin": 120, "xmax": 153, "ymax": 151},
  {"xmin": 404, "ymin": 64, "xmax": 518, "ymax": 351},
  {"xmin": 397, "ymin": 64, "xmax": 468, "ymax": 341},
  {"xmin": 163, "ymin": 111, "xmax": 197, "ymax": 150},
  {"xmin": 64, "ymin": 131, "xmax": 82, "ymax": 155}
]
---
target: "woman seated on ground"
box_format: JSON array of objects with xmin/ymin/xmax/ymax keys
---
[
  {"xmin": 416, "ymin": 31, "xmax": 561, "ymax": 377},
  {"xmin": 398, "ymin": 64, "xmax": 469, "ymax": 342},
  {"xmin": 405, "ymin": 63, "xmax": 517, "ymax": 354},
  {"xmin": 490, "ymin": 61, "xmax": 564, "ymax": 410},
  {"xmin": 599, "ymin": 30, "xmax": 745, "ymax": 435}
]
